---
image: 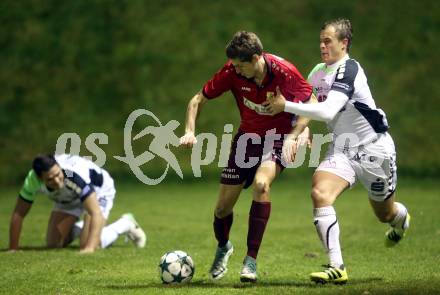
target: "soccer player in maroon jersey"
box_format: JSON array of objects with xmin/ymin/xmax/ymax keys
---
[{"xmin": 180, "ymin": 31, "xmax": 315, "ymax": 282}]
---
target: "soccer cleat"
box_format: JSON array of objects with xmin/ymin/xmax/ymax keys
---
[
  {"xmin": 310, "ymin": 264, "xmax": 348, "ymax": 285},
  {"xmin": 209, "ymin": 241, "xmax": 234, "ymax": 280},
  {"xmin": 385, "ymin": 213, "xmax": 411, "ymax": 248},
  {"xmin": 122, "ymin": 213, "xmax": 147, "ymax": 248},
  {"xmin": 240, "ymin": 255, "xmax": 257, "ymax": 283}
]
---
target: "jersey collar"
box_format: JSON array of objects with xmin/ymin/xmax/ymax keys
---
[{"xmin": 326, "ymin": 54, "xmax": 350, "ymax": 71}]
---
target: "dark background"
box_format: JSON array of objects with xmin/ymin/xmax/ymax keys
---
[{"xmin": 1, "ymin": 0, "xmax": 438, "ymax": 185}]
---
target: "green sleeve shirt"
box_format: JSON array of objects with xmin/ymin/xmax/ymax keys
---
[{"xmin": 19, "ymin": 170, "xmax": 43, "ymax": 202}]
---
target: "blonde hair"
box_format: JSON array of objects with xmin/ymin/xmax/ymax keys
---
[{"xmin": 322, "ymin": 19, "xmax": 353, "ymax": 52}]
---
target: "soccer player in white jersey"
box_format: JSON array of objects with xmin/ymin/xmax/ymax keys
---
[
  {"xmin": 9, "ymin": 154, "xmax": 146, "ymax": 253},
  {"xmin": 264, "ymin": 19, "xmax": 410, "ymax": 284}
]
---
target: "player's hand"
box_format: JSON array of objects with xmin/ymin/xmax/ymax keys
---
[
  {"xmin": 282, "ymin": 136, "xmax": 298, "ymax": 164},
  {"xmin": 263, "ymin": 86, "xmax": 286, "ymax": 116},
  {"xmin": 283, "ymin": 127, "xmax": 312, "ymax": 164},
  {"xmin": 179, "ymin": 132, "xmax": 197, "ymax": 148},
  {"xmin": 79, "ymin": 247, "xmax": 95, "ymax": 254},
  {"xmin": 297, "ymin": 126, "xmax": 312, "ymax": 148}
]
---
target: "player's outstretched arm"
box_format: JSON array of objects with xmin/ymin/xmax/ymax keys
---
[
  {"xmin": 265, "ymin": 88, "xmax": 348, "ymax": 122},
  {"xmin": 9, "ymin": 196, "xmax": 32, "ymax": 251},
  {"xmin": 180, "ymin": 92, "xmax": 208, "ymax": 148},
  {"xmin": 80, "ymin": 193, "xmax": 104, "ymax": 254}
]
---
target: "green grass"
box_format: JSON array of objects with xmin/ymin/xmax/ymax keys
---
[{"xmin": 0, "ymin": 178, "xmax": 439, "ymax": 294}]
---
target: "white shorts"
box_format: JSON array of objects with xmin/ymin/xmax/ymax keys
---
[
  {"xmin": 53, "ymin": 170, "xmax": 116, "ymax": 219},
  {"xmin": 316, "ymin": 132, "xmax": 397, "ymax": 202}
]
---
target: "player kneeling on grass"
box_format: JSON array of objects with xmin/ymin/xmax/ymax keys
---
[
  {"xmin": 9, "ymin": 154, "xmax": 146, "ymax": 254},
  {"xmin": 264, "ymin": 18, "xmax": 411, "ymax": 285}
]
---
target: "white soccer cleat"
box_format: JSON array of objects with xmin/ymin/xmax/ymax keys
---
[
  {"xmin": 209, "ymin": 241, "xmax": 234, "ymax": 280},
  {"xmin": 385, "ymin": 213, "xmax": 411, "ymax": 248},
  {"xmin": 122, "ymin": 213, "xmax": 147, "ymax": 248},
  {"xmin": 240, "ymin": 255, "xmax": 257, "ymax": 283}
]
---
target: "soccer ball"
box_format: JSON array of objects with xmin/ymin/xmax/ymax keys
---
[{"xmin": 158, "ymin": 250, "xmax": 195, "ymax": 284}]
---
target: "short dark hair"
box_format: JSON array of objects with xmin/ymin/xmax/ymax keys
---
[
  {"xmin": 322, "ymin": 18, "xmax": 353, "ymax": 52},
  {"xmin": 32, "ymin": 154, "xmax": 57, "ymax": 177},
  {"xmin": 225, "ymin": 31, "xmax": 263, "ymax": 62}
]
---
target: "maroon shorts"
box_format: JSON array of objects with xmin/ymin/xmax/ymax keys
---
[{"xmin": 220, "ymin": 130, "xmax": 285, "ymax": 189}]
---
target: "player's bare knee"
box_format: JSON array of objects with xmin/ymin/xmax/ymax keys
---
[
  {"xmin": 311, "ymin": 186, "xmax": 331, "ymax": 206},
  {"xmin": 46, "ymin": 240, "xmax": 63, "ymax": 249},
  {"xmin": 253, "ymin": 178, "xmax": 269, "ymax": 197},
  {"xmin": 62, "ymin": 233, "xmax": 75, "ymax": 247}
]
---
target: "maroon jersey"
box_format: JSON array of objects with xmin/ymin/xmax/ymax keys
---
[{"xmin": 202, "ymin": 53, "xmax": 312, "ymax": 135}]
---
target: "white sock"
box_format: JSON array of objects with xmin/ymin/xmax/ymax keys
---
[
  {"xmin": 105, "ymin": 216, "xmax": 133, "ymax": 235},
  {"xmin": 100, "ymin": 226, "xmax": 119, "ymax": 248},
  {"xmin": 72, "ymin": 217, "xmax": 134, "ymax": 248},
  {"xmin": 313, "ymin": 206, "xmax": 344, "ymax": 268},
  {"xmin": 99, "ymin": 217, "xmax": 134, "ymax": 248},
  {"xmin": 390, "ymin": 202, "xmax": 409, "ymax": 230}
]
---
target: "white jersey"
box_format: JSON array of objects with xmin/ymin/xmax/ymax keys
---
[
  {"xmin": 308, "ymin": 55, "xmax": 389, "ymax": 148},
  {"xmin": 19, "ymin": 154, "xmax": 115, "ymax": 210}
]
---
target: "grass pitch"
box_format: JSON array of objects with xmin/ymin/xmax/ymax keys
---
[{"xmin": 0, "ymin": 177, "xmax": 439, "ymax": 294}]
